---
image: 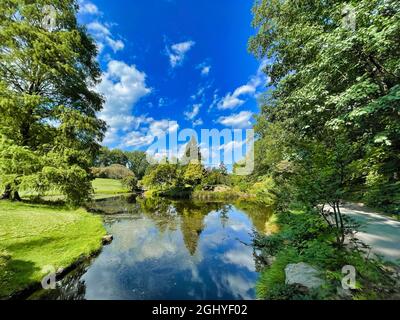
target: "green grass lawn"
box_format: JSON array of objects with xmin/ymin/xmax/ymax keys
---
[
  {"xmin": 0, "ymin": 201, "xmax": 106, "ymax": 298},
  {"xmin": 92, "ymin": 178, "xmax": 129, "ymax": 198},
  {"xmin": 20, "ymin": 178, "xmax": 130, "ymax": 201}
]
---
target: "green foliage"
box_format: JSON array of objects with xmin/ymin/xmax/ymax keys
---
[
  {"xmin": 0, "ymin": 0, "xmax": 105, "ymax": 204},
  {"xmin": 125, "ymin": 150, "xmax": 150, "ymax": 180},
  {"xmin": 201, "ymin": 164, "xmax": 231, "ymax": 188},
  {"xmin": 254, "ymin": 208, "xmax": 394, "ymax": 300},
  {"xmin": 364, "ymin": 171, "xmax": 400, "ymax": 214},
  {"xmin": 183, "ymin": 163, "xmax": 205, "ymax": 187},
  {"xmin": 229, "ymin": 174, "xmax": 252, "ymax": 192},
  {"xmin": 192, "ymin": 189, "xmax": 253, "ymax": 201},
  {"xmin": 256, "ymin": 248, "xmax": 301, "ymax": 299},
  {"xmin": 122, "ymin": 175, "xmax": 138, "ymax": 192},
  {"xmin": 250, "ymin": 0, "xmax": 400, "ymax": 212},
  {"xmin": 249, "ymin": 176, "xmax": 276, "ymax": 206},
  {"xmin": 142, "ymin": 163, "xmax": 181, "ymax": 190},
  {"xmin": 95, "ymin": 148, "xmax": 129, "ymax": 167}
]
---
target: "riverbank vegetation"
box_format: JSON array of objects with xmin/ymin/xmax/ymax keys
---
[
  {"xmin": 248, "ymin": 0, "xmax": 400, "ymax": 299},
  {"xmin": 90, "ymin": 138, "xmax": 276, "ymax": 204},
  {"xmin": 253, "ymin": 208, "xmax": 395, "ymax": 300}
]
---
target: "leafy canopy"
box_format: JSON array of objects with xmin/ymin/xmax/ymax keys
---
[{"xmin": 0, "ymin": 0, "xmax": 105, "ymax": 203}]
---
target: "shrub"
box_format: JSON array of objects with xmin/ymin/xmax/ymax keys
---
[
  {"xmin": 92, "ymin": 164, "xmax": 134, "ymax": 180},
  {"xmin": 202, "ymin": 167, "xmax": 230, "ymax": 187},
  {"xmin": 249, "ymin": 176, "xmax": 276, "ymax": 205},
  {"xmin": 183, "ymin": 163, "xmax": 205, "ymax": 187},
  {"xmin": 364, "ymin": 171, "xmax": 400, "ymax": 214},
  {"xmin": 255, "ymin": 208, "xmax": 395, "ymax": 300},
  {"xmin": 122, "ymin": 175, "xmax": 138, "ymax": 192},
  {"xmin": 256, "ymin": 248, "xmax": 301, "ymax": 299},
  {"xmin": 141, "ymin": 163, "xmax": 181, "ymax": 190}
]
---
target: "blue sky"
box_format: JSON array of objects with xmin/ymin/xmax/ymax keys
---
[{"xmin": 78, "ymin": 0, "xmax": 268, "ymax": 164}]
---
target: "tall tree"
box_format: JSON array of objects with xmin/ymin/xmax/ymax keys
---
[
  {"xmin": 125, "ymin": 150, "xmax": 150, "ymax": 180},
  {"xmin": 250, "ymin": 0, "xmax": 400, "ymax": 211},
  {"xmin": 0, "ymin": 0, "xmax": 105, "ymax": 203}
]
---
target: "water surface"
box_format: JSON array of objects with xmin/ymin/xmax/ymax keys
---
[{"xmin": 31, "ymin": 197, "xmax": 272, "ymax": 300}]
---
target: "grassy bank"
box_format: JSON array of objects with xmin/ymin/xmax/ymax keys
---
[
  {"xmin": 92, "ymin": 178, "xmax": 129, "ymax": 199},
  {"xmin": 0, "ymin": 201, "xmax": 106, "ymax": 298},
  {"xmin": 192, "ymin": 189, "xmax": 256, "ymax": 201}
]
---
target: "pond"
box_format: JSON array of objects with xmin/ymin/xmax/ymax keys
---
[{"xmin": 29, "ymin": 196, "xmax": 273, "ymax": 300}]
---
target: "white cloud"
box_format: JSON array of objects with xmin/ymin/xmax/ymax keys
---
[
  {"xmin": 196, "ymin": 61, "xmax": 211, "ymax": 76},
  {"xmin": 233, "ymin": 84, "xmax": 256, "ymax": 96},
  {"xmin": 106, "ymin": 38, "xmax": 125, "ymax": 52},
  {"xmin": 97, "ymin": 60, "xmax": 180, "ymax": 149},
  {"xmin": 97, "ymin": 60, "xmax": 151, "ymax": 144},
  {"xmin": 184, "ymin": 104, "xmax": 201, "ymax": 120},
  {"xmin": 218, "ymin": 84, "xmax": 256, "ymax": 110},
  {"xmin": 87, "ymin": 21, "xmax": 110, "ymax": 36},
  {"xmin": 217, "ymin": 60, "xmax": 269, "ymax": 110},
  {"xmin": 192, "ymin": 119, "xmax": 203, "ymax": 127},
  {"xmin": 217, "ymin": 111, "xmax": 253, "ymax": 129},
  {"xmin": 167, "ymin": 41, "xmax": 195, "ymax": 68},
  {"xmin": 87, "ymin": 21, "xmax": 124, "ymax": 53},
  {"xmin": 79, "ymin": 1, "xmax": 101, "ymax": 15},
  {"xmin": 121, "ymin": 120, "xmax": 179, "ymax": 149},
  {"xmin": 208, "ymin": 91, "xmax": 219, "ymax": 111},
  {"xmin": 122, "ymin": 131, "xmax": 155, "ymax": 148},
  {"xmin": 149, "ymin": 119, "xmax": 179, "ymax": 137},
  {"xmin": 201, "ymin": 65, "xmax": 211, "ymax": 76},
  {"xmin": 223, "ymin": 249, "xmax": 255, "ymax": 272}
]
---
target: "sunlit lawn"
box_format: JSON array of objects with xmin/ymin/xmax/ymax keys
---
[
  {"xmin": 92, "ymin": 178, "xmax": 129, "ymax": 199},
  {"xmin": 19, "ymin": 178, "xmax": 130, "ymax": 201},
  {"xmin": 0, "ymin": 201, "xmax": 106, "ymax": 298}
]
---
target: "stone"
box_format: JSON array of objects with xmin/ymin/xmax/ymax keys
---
[
  {"xmin": 285, "ymin": 262, "xmax": 325, "ymax": 289},
  {"xmin": 102, "ymin": 234, "xmax": 113, "ymax": 245}
]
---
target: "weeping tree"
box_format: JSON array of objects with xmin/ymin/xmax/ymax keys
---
[{"xmin": 0, "ymin": 0, "xmax": 105, "ymax": 204}]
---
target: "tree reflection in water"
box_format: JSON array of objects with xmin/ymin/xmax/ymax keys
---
[{"xmin": 30, "ymin": 196, "xmax": 274, "ymax": 300}]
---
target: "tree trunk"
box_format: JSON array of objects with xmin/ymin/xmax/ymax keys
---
[
  {"xmin": 336, "ymin": 202, "xmax": 345, "ymax": 245},
  {"xmin": 1, "ymin": 184, "xmax": 21, "ymax": 201}
]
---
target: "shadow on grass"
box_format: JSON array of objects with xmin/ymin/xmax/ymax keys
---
[
  {"xmin": 0, "ymin": 257, "xmax": 39, "ymax": 299},
  {"xmin": 20, "ymin": 198, "xmax": 69, "ymax": 208},
  {"xmin": 6, "ymin": 234, "xmax": 63, "ymax": 249}
]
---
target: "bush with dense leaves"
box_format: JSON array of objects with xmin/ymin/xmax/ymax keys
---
[
  {"xmin": 122, "ymin": 175, "xmax": 138, "ymax": 192},
  {"xmin": 92, "ymin": 164, "xmax": 134, "ymax": 180}
]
